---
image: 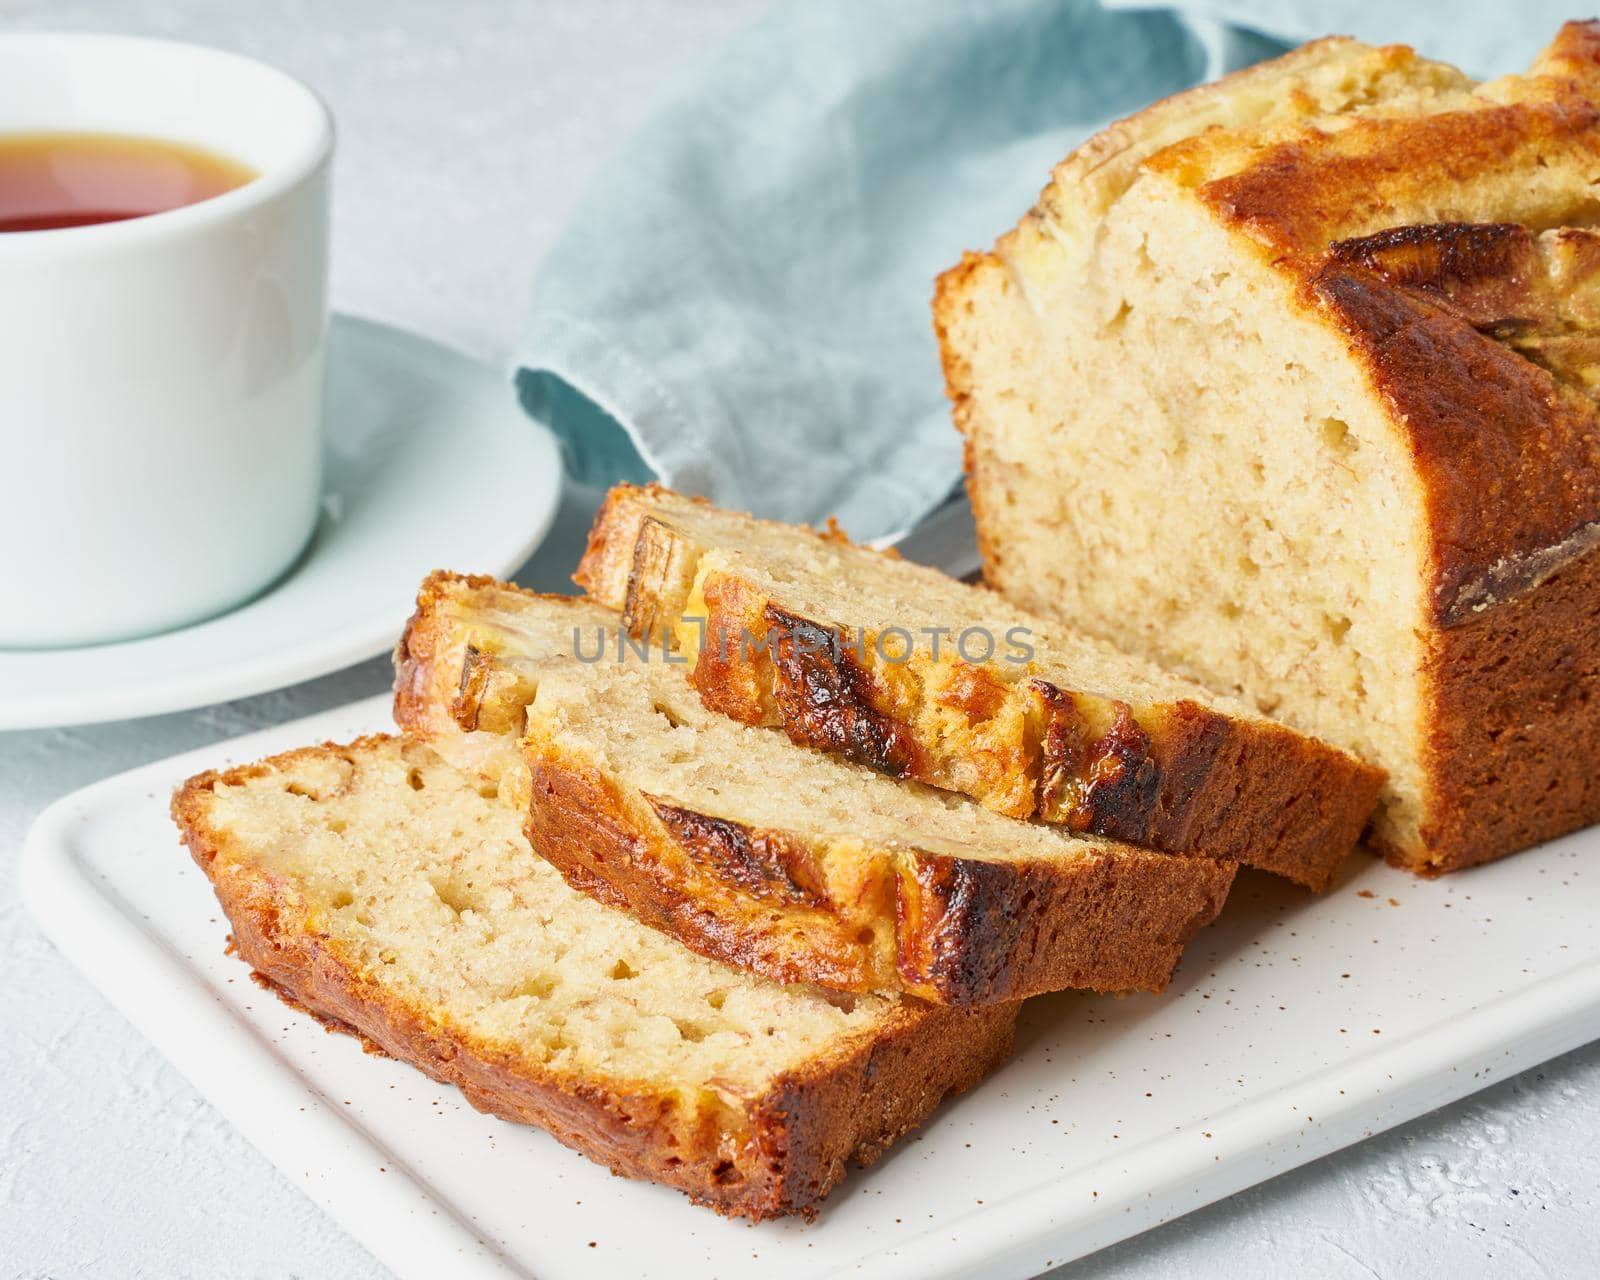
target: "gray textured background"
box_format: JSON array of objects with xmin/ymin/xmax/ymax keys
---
[{"xmin": 2, "ymin": 2, "xmax": 1596, "ymax": 1276}]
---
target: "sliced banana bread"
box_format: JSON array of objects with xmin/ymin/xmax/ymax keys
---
[
  {"xmin": 394, "ymin": 574, "xmax": 1236, "ymax": 1004},
  {"xmin": 935, "ymin": 23, "xmax": 1600, "ymax": 874},
  {"xmin": 574, "ymin": 484, "xmax": 1382, "ymax": 890},
  {"xmin": 172, "ymin": 735, "xmax": 1014, "ymax": 1221},
  {"xmin": 392, "ymin": 570, "xmax": 620, "ymax": 783}
]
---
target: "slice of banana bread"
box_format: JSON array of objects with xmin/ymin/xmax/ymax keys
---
[
  {"xmin": 393, "ymin": 575, "xmax": 1236, "ymax": 1004},
  {"xmin": 574, "ymin": 484, "xmax": 1382, "ymax": 890},
  {"xmin": 392, "ymin": 570, "xmax": 620, "ymax": 783},
  {"xmin": 172, "ymin": 736, "xmax": 1014, "ymax": 1221},
  {"xmin": 935, "ymin": 23, "xmax": 1600, "ymax": 874}
]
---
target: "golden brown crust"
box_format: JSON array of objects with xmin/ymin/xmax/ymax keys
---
[
  {"xmin": 1391, "ymin": 541, "xmax": 1600, "ymax": 873},
  {"xmin": 172, "ymin": 740, "xmax": 1014, "ymax": 1221},
  {"xmin": 516, "ymin": 739, "xmax": 896, "ymax": 992},
  {"xmin": 673, "ymin": 568, "xmax": 780, "ymax": 733},
  {"xmin": 519, "ymin": 722, "xmax": 1236, "ymax": 1004},
  {"xmin": 1163, "ymin": 706, "xmax": 1386, "ymax": 891},
  {"xmin": 763, "ymin": 604, "xmax": 928, "ymax": 779},
  {"xmin": 1191, "ymin": 97, "xmax": 1600, "ymax": 267},
  {"xmin": 1033, "ymin": 683, "xmax": 1198, "ymax": 841},
  {"xmin": 1037, "ymin": 685, "xmax": 1381, "ymax": 891},
  {"xmin": 1310, "ymin": 255, "xmax": 1600, "ymax": 628},
  {"xmin": 585, "ymin": 486, "xmax": 1382, "ymax": 890},
  {"xmin": 647, "ymin": 798, "xmax": 834, "ymax": 908},
  {"xmin": 890, "ymin": 844, "xmax": 1235, "ymax": 1005},
  {"xmin": 1167, "ymin": 23, "xmax": 1600, "ymax": 253}
]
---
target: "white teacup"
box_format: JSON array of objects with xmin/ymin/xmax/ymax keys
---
[{"xmin": 0, "ymin": 33, "xmax": 332, "ymax": 648}]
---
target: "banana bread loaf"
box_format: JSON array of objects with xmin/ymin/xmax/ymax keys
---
[{"xmin": 936, "ymin": 22, "xmax": 1600, "ymax": 874}]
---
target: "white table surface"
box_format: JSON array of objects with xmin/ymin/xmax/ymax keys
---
[{"xmin": 2, "ymin": 3, "xmax": 1596, "ymax": 1277}]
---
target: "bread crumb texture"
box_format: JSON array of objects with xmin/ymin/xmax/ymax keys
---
[{"xmin": 191, "ymin": 738, "xmax": 891, "ymax": 1086}]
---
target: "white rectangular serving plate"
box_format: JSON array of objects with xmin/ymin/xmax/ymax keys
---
[{"xmin": 22, "ymin": 693, "xmax": 1600, "ymax": 1280}]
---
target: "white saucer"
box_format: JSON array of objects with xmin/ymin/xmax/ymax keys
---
[{"xmin": 0, "ymin": 315, "xmax": 561, "ymax": 730}]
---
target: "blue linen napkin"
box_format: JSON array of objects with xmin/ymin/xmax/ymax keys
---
[{"xmin": 515, "ymin": 0, "xmax": 1577, "ymax": 541}]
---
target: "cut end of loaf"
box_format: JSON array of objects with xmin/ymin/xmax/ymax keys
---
[{"xmin": 935, "ymin": 22, "xmax": 1600, "ymax": 875}]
